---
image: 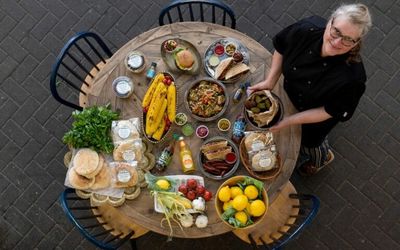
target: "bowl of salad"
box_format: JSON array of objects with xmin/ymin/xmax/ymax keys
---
[{"xmin": 184, "ymin": 78, "xmax": 229, "ymax": 122}]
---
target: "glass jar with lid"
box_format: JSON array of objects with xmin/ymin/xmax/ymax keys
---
[
  {"xmin": 125, "ymin": 51, "xmax": 146, "ymax": 73},
  {"xmin": 112, "ymin": 76, "xmax": 134, "ymax": 98}
]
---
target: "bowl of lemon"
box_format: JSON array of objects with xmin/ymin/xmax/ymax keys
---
[{"xmin": 215, "ymin": 175, "xmax": 268, "ymax": 229}]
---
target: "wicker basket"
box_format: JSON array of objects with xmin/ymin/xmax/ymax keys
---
[{"xmin": 239, "ymin": 139, "xmax": 281, "ymax": 180}]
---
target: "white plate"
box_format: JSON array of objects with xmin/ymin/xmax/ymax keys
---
[{"xmin": 154, "ymin": 175, "xmax": 204, "ymax": 213}]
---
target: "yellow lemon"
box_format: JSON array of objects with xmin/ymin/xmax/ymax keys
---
[
  {"xmin": 156, "ymin": 179, "xmax": 170, "ymax": 190},
  {"xmin": 250, "ymin": 199, "xmax": 266, "ymax": 217},
  {"xmin": 235, "ymin": 211, "xmax": 248, "ymax": 225},
  {"xmin": 230, "ymin": 186, "xmax": 243, "ymax": 198},
  {"xmin": 245, "ymin": 201, "xmax": 252, "ymax": 214},
  {"xmin": 223, "ymin": 200, "xmax": 233, "ymax": 211},
  {"xmin": 218, "ymin": 185, "xmax": 231, "ymax": 202},
  {"xmin": 232, "ymin": 194, "xmax": 248, "ymax": 211},
  {"xmin": 244, "ymin": 185, "xmax": 259, "ymax": 200}
]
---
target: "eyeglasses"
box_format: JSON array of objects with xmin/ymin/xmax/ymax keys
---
[{"xmin": 329, "ymin": 18, "xmax": 359, "ymax": 47}]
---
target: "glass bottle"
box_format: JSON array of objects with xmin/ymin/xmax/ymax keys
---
[
  {"xmin": 177, "ymin": 136, "xmax": 195, "ymax": 173},
  {"xmin": 146, "ymin": 62, "xmax": 157, "ymax": 80},
  {"xmin": 233, "ymin": 82, "xmax": 250, "ymax": 103},
  {"xmin": 155, "ymin": 140, "xmax": 175, "ymax": 172},
  {"xmin": 232, "ymin": 113, "xmax": 247, "ymax": 144}
]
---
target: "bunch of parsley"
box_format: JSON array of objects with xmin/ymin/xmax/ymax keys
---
[{"xmin": 63, "ymin": 105, "xmax": 119, "ymax": 153}]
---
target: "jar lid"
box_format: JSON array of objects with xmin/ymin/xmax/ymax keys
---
[
  {"xmin": 116, "ymin": 80, "xmax": 131, "ymax": 95},
  {"xmin": 127, "ymin": 54, "xmax": 144, "ymax": 69}
]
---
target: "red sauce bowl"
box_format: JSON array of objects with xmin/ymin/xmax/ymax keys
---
[
  {"xmin": 225, "ymin": 152, "xmax": 237, "ymax": 164},
  {"xmin": 214, "ymin": 44, "xmax": 225, "ymax": 55}
]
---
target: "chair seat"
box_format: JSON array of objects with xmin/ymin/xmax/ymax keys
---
[
  {"xmin": 92, "ymin": 202, "xmax": 149, "ymax": 239},
  {"xmin": 79, "ymin": 60, "xmax": 108, "ymax": 108},
  {"xmin": 233, "ymin": 181, "xmax": 299, "ymax": 245}
]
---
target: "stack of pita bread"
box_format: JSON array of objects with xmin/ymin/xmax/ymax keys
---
[
  {"xmin": 68, "ymin": 148, "xmax": 111, "ymax": 190},
  {"xmin": 214, "ymin": 57, "xmax": 250, "ymax": 81}
]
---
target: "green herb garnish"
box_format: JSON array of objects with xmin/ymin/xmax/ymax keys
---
[{"xmin": 63, "ymin": 105, "xmax": 119, "ymax": 153}]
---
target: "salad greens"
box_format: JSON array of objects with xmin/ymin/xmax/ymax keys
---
[{"xmin": 63, "ymin": 105, "xmax": 119, "ymax": 153}]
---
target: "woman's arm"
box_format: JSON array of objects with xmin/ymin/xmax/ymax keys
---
[
  {"xmin": 248, "ymin": 50, "xmax": 283, "ymax": 91},
  {"xmin": 269, "ymin": 107, "xmax": 332, "ymax": 133}
]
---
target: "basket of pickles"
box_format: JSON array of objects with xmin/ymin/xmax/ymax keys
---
[{"xmin": 244, "ymin": 90, "xmax": 284, "ymax": 130}]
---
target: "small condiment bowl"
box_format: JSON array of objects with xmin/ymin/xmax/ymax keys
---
[
  {"xmin": 174, "ymin": 112, "xmax": 188, "ymax": 126},
  {"xmin": 214, "ymin": 44, "xmax": 225, "ymax": 55},
  {"xmin": 218, "ymin": 118, "xmax": 231, "ymax": 132},
  {"xmin": 182, "ymin": 123, "xmax": 194, "ymax": 137},
  {"xmin": 196, "ymin": 125, "xmax": 209, "ymax": 139},
  {"xmin": 224, "ymin": 42, "xmax": 237, "ymax": 56},
  {"xmin": 225, "ymin": 152, "xmax": 237, "ymax": 164},
  {"xmin": 125, "ymin": 51, "xmax": 145, "ymax": 73}
]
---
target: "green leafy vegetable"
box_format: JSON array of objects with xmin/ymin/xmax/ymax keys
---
[{"xmin": 63, "ymin": 105, "xmax": 119, "ymax": 153}]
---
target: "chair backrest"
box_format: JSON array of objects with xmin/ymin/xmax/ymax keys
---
[
  {"xmin": 159, "ymin": 0, "xmax": 236, "ymax": 29},
  {"xmin": 250, "ymin": 193, "xmax": 320, "ymax": 249},
  {"xmin": 60, "ymin": 188, "xmax": 135, "ymax": 250},
  {"xmin": 50, "ymin": 32, "xmax": 113, "ymax": 111}
]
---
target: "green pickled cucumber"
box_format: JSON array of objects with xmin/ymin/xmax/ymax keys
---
[
  {"xmin": 251, "ymin": 107, "xmax": 260, "ymax": 113},
  {"xmin": 257, "ymin": 102, "xmax": 266, "ymax": 109}
]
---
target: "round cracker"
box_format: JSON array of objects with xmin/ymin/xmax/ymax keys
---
[{"xmin": 73, "ymin": 148, "xmax": 100, "ymax": 177}]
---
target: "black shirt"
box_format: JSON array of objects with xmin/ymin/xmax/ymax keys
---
[{"xmin": 273, "ymin": 16, "xmax": 366, "ymax": 147}]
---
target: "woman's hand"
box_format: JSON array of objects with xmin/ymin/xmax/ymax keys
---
[
  {"xmin": 269, "ymin": 117, "xmax": 291, "ymax": 133},
  {"xmin": 248, "ymin": 80, "xmax": 273, "ymax": 94}
]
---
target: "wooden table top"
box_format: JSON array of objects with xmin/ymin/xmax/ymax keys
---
[{"xmin": 86, "ymin": 22, "xmax": 301, "ymax": 238}]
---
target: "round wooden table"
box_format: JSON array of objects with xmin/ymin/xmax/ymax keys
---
[{"xmin": 86, "ymin": 22, "xmax": 301, "ymax": 238}]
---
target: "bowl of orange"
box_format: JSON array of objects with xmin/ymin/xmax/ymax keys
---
[{"xmin": 215, "ymin": 175, "xmax": 268, "ymax": 229}]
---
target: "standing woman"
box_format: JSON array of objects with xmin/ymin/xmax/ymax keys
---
[{"xmin": 249, "ymin": 4, "xmax": 372, "ymax": 175}]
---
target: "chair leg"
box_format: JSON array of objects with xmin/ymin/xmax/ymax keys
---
[{"xmin": 130, "ymin": 239, "xmax": 138, "ymax": 250}]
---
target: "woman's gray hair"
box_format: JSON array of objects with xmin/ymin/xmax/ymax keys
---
[{"xmin": 330, "ymin": 3, "xmax": 372, "ymax": 37}]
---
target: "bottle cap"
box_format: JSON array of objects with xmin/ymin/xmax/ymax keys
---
[{"xmin": 151, "ymin": 62, "xmax": 157, "ymax": 67}]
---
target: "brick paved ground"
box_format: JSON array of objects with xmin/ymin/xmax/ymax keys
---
[{"xmin": 0, "ymin": 0, "xmax": 399, "ymax": 249}]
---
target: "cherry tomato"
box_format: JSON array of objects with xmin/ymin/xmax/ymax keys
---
[{"xmin": 203, "ymin": 190, "xmax": 212, "ymax": 201}]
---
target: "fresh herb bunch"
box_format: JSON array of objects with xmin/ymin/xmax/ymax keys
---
[{"xmin": 63, "ymin": 105, "xmax": 119, "ymax": 153}]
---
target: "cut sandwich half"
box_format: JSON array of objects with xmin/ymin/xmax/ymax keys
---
[
  {"xmin": 201, "ymin": 140, "xmax": 228, "ymax": 153},
  {"xmin": 224, "ymin": 63, "xmax": 250, "ymax": 80},
  {"xmin": 203, "ymin": 146, "xmax": 232, "ymax": 161},
  {"xmin": 214, "ymin": 57, "xmax": 234, "ymax": 80}
]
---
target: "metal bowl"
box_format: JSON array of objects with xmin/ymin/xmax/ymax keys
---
[
  {"xmin": 197, "ymin": 136, "xmax": 240, "ymax": 180},
  {"xmin": 184, "ymin": 77, "xmax": 229, "ymax": 122},
  {"xmin": 244, "ymin": 91, "xmax": 284, "ymax": 130}
]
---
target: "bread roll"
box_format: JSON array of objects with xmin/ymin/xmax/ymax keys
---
[
  {"xmin": 73, "ymin": 148, "xmax": 100, "ymax": 177},
  {"xmin": 68, "ymin": 168, "xmax": 95, "ymax": 190}
]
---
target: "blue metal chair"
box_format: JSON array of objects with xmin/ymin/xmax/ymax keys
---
[
  {"xmin": 60, "ymin": 188, "xmax": 139, "ymax": 250},
  {"xmin": 50, "ymin": 32, "xmax": 113, "ymax": 111},
  {"xmin": 233, "ymin": 182, "xmax": 320, "ymax": 249},
  {"xmin": 254, "ymin": 194, "xmax": 320, "ymax": 249},
  {"xmin": 159, "ymin": 0, "xmax": 236, "ymax": 29}
]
